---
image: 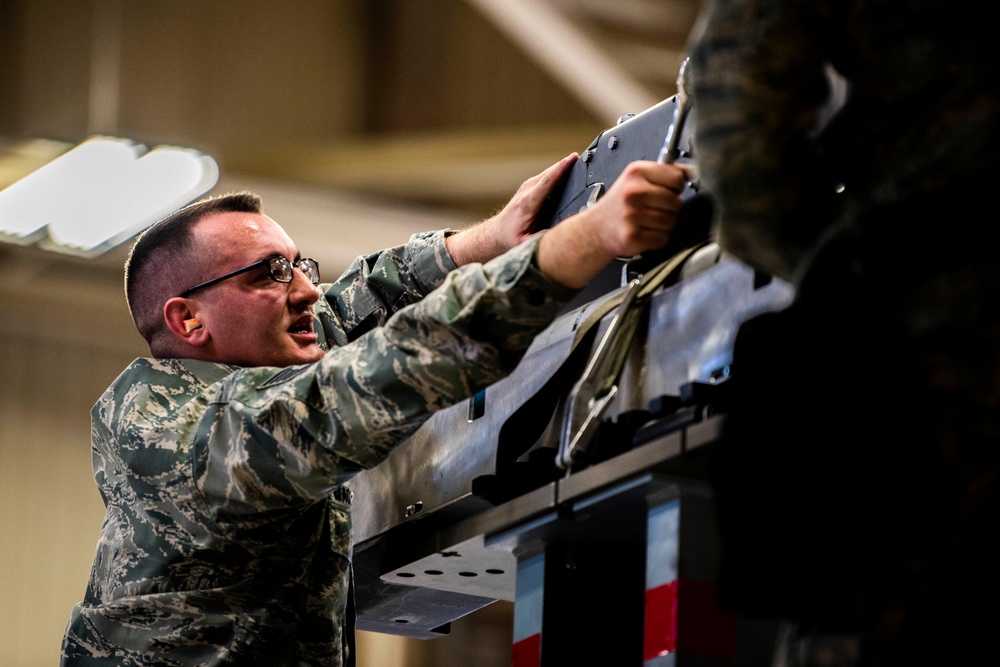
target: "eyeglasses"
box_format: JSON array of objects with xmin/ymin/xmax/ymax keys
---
[{"xmin": 180, "ymin": 255, "xmax": 321, "ymax": 297}]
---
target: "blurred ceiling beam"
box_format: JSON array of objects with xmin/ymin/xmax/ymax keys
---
[{"xmin": 465, "ymin": 0, "xmax": 661, "ymax": 122}]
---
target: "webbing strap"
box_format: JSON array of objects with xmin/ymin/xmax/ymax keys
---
[{"xmin": 556, "ymin": 241, "xmax": 710, "ymax": 469}]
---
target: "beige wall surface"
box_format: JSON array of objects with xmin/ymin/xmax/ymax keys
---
[{"xmin": 0, "ymin": 325, "xmax": 134, "ymax": 664}]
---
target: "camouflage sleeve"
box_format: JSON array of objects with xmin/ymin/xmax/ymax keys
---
[
  {"xmin": 200, "ymin": 235, "xmax": 578, "ymax": 508},
  {"xmin": 688, "ymin": 0, "xmax": 839, "ymax": 279},
  {"xmin": 318, "ymin": 229, "xmax": 459, "ymax": 346}
]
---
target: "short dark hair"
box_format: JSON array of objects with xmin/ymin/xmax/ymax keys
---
[{"xmin": 125, "ymin": 191, "xmax": 263, "ymax": 354}]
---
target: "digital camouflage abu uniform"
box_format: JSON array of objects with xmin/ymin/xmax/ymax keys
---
[
  {"xmin": 689, "ymin": 1, "xmax": 1000, "ymax": 664},
  {"xmin": 61, "ymin": 231, "xmax": 576, "ymax": 666}
]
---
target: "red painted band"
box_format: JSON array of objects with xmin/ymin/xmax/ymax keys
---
[
  {"xmin": 511, "ymin": 633, "xmax": 541, "ymax": 667},
  {"xmin": 643, "ymin": 580, "xmax": 678, "ymax": 660},
  {"xmin": 676, "ymin": 579, "xmax": 737, "ymax": 658}
]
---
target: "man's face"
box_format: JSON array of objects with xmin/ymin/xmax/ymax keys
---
[{"xmin": 184, "ymin": 212, "xmax": 324, "ymax": 367}]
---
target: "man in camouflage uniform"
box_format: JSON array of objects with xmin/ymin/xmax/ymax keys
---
[
  {"xmin": 689, "ymin": 0, "xmax": 1000, "ymax": 664},
  {"xmin": 60, "ymin": 154, "xmax": 690, "ymax": 666}
]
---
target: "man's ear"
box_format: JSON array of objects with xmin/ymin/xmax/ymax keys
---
[{"xmin": 164, "ymin": 297, "xmax": 208, "ymax": 345}]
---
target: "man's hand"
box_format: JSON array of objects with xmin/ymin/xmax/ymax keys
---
[
  {"xmin": 446, "ymin": 153, "xmax": 578, "ymax": 266},
  {"xmin": 537, "ymin": 160, "xmax": 690, "ymax": 289}
]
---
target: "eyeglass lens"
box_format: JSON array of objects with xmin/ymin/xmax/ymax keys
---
[{"xmin": 269, "ymin": 257, "xmax": 320, "ymax": 284}]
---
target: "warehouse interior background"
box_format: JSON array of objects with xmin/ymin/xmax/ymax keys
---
[{"xmin": 0, "ymin": 1, "xmax": 704, "ymax": 664}]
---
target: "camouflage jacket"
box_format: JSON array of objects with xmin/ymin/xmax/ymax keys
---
[
  {"xmin": 61, "ymin": 232, "xmax": 576, "ymax": 666},
  {"xmin": 688, "ymin": 2, "xmax": 1000, "ymax": 662},
  {"xmin": 689, "ymin": 0, "xmax": 1000, "ymax": 281}
]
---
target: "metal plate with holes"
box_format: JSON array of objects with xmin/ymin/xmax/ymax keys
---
[{"xmin": 382, "ymin": 534, "xmax": 516, "ymax": 601}]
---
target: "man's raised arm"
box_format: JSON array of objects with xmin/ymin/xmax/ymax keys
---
[
  {"xmin": 537, "ymin": 160, "xmax": 689, "ymax": 289},
  {"xmin": 445, "ymin": 153, "xmax": 578, "ymax": 266},
  {"xmin": 447, "ymin": 154, "xmax": 689, "ymax": 289}
]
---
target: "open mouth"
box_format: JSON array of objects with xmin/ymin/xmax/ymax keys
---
[{"xmin": 289, "ymin": 314, "xmax": 315, "ymax": 335}]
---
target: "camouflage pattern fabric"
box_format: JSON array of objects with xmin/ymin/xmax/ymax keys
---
[
  {"xmin": 689, "ymin": 1, "xmax": 1000, "ymax": 664},
  {"xmin": 689, "ymin": 0, "xmax": 1000, "ymax": 280},
  {"xmin": 319, "ymin": 230, "xmax": 460, "ymax": 346},
  {"xmin": 61, "ymin": 234, "xmax": 576, "ymax": 666}
]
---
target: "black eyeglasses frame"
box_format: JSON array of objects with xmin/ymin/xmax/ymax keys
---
[{"xmin": 179, "ymin": 256, "xmax": 320, "ymax": 297}]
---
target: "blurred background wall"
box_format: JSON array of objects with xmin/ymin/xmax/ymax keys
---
[{"xmin": 0, "ymin": 1, "xmax": 702, "ymax": 664}]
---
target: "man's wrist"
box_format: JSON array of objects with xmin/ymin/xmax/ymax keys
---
[
  {"xmin": 445, "ymin": 221, "xmax": 505, "ymax": 266},
  {"xmin": 536, "ymin": 212, "xmax": 612, "ymax": 289}
]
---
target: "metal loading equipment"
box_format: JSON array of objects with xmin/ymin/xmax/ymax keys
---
[
  {"xmin": 348, "ymin": 89, "xmax": 795, "ymax": 665},
  {"xmin": 349, "ymin": 243, "xmax": 794, "ymax": 665}
]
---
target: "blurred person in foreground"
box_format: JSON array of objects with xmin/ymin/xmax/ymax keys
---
[
  {"xmin": 60, "ymin": 154, "xmax": 690, "ymax": 666},
  {"xmin": 688, "ymin": 0, "xmax": 1000, "ymax": 664}
]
